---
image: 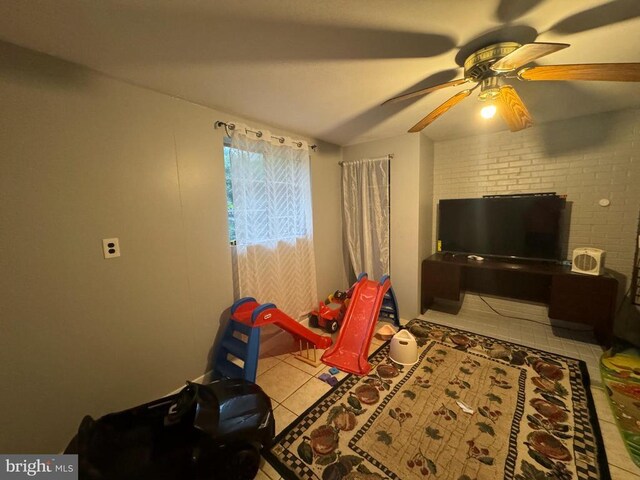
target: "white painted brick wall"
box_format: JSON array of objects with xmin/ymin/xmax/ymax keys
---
[{"xmin": 433, "ymin": 109, "xmax": 640, "ymax": 305}]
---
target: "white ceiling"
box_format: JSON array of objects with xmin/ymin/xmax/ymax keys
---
[{"xmin": 1, "ymin": 0, "xmax": 639, "ymax": 145}]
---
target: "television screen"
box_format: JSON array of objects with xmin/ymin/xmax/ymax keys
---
[{"xmin": 438, "ymin": 195, "xmax": 565, "ymax": 261}]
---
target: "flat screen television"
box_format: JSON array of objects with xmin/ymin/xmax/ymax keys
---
[{"xmin": 438, "ymin": 194, "xmax": 566, "ymax": 262}]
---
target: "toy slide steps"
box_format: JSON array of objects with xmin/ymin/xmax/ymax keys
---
[
  {"xmin": 230, "ymin": 298, "xmax": 333, "ymax": 349},
  {"xmin": 321, "ymin": 274, "xmax": 393, "ymax": 375},
  {"xmin": 213, "ymin": 319, "xmax": 261, "ymax": 382}
]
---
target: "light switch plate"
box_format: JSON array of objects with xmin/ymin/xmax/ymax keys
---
[{"xmin": 102, "ymin": 238, "xmax": 120, "ymax": 258}]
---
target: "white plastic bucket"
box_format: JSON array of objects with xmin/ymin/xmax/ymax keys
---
[{"xmin": 389, "ymin": 330, "xmax": 418, "ymax": 366}]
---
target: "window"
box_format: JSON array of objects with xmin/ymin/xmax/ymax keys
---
[
  {"xmin": 223, "ymin": 145, "xmax": 237, "ymax": 244},
  {"xmin": 224, "ymin": 143, "xmax": 311, "ymax": 246}
]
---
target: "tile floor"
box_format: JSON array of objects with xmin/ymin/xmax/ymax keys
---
[{"xmin": 254, "ymin": 306, "xmax": 640, "ymax": 480}]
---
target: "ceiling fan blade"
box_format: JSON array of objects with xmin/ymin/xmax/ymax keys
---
[
  {"xmin": 383, "ymin": 78, "xmax": 469, "ymax": 105},
  {"xmin": 491, "ymin": 42, "xmax": 569, "ymax": 72},
  {"xmin": 518, "ymin": 63, "xmax": 640, "ymax": 82},
  {"xmin": 496, "ymin": 85, "xmax": 533, "ymax": 132},
  {"xmin": 408, "ymin": 89, "xmax": 472, "ymax": 132}
]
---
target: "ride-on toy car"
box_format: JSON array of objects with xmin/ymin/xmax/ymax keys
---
[
  {"xmin": 309, "ymin": 290, "xmax": 349, "ymax": 333},
  {"xmin": 65, "ymin": 378, "xmax": 274, "ymax": 480}
]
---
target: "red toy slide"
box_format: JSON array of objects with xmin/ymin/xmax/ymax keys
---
[
  {"xmin": 321, "ymin": 274, "xmax": 391, "ymax": 375},
  {"xmin": 231, "ymin": 298, "xmax": 333, "ymax": 349}
]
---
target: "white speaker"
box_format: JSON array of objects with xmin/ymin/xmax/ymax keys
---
[{"xmin": 571, "ymin": 247, "xmax": 605, "ymax": 276}]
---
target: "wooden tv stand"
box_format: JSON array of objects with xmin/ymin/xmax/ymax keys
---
[{"xmin": 421, "ymin": 253, "xmax": 618, "ymax": 346}]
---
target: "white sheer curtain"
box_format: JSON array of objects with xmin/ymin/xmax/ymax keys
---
[
  {"xmin": 228, "ymin": 123, "xmax": 318, "ymax": 318},
  {"xmin": 342, "ymin": 156, "xmax": 390, "ymax": 281}
]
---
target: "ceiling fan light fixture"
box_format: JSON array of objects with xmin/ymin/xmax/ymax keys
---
[
  {"xmin": 389, "ymin": 38, "xmax": 640, "ymax": 134},
  {"xmin": 478, "ymin": 77, "xmax": 501, "ymax": 101},
  {"xmin": 481, "ymin": 104, "xmax": 497, "ymax": 119},
  {"xmin": 478, "ymin": 88, "xmax": 501, "ymax": 101}
]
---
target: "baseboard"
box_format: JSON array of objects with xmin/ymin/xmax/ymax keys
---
[{"xmin": 166, "ymin": 371, "xmax": 213, "ymax": 396}]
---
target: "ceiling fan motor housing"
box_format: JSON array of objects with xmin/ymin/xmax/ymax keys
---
[{"xmin": 464, "ymin": 42, "xmax": 521, "ymax": 80}]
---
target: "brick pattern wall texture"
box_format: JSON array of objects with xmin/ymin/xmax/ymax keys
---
[{"xmin": 432, "ymin": 109, "xmax": 640, "ymax": 294}]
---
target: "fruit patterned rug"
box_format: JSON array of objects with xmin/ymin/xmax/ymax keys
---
[{"xmin": 264, "ymin": 319, "xmax": 610, "ymax": 480}]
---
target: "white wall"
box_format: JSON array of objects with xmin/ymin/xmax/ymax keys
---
[
  {"xmin": 433, "ymin": 109, "xmax": 640, "ymax": 289},
  {"xmin": 342, "ymin": 133, "xmax": 435, "ymax": 319},
  {"xmin": 0, "ymin": 41, "xmax": 344, "ymax": 453},
  {"xmin": 309, "ymin": 143, "xmax": 348, "ymax": 296}
]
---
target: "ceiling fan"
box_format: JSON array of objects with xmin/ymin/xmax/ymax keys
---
[{"xmin": 383, "ymin": 42, "xmax": 640, "ymax": 133}]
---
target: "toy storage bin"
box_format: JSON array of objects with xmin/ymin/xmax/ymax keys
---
[{"xmin": 389, "ymin": 330, "xmax": 418, "ymax": 365}]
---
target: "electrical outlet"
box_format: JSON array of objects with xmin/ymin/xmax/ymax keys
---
[{"xmin": 102, "ymin": 238, "xmax": 121, "ymax": 259}]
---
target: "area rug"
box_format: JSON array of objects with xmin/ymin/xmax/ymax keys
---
[{"xmin": 264, "ymin": 319, "xmax": 609, "ymax": 480}]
